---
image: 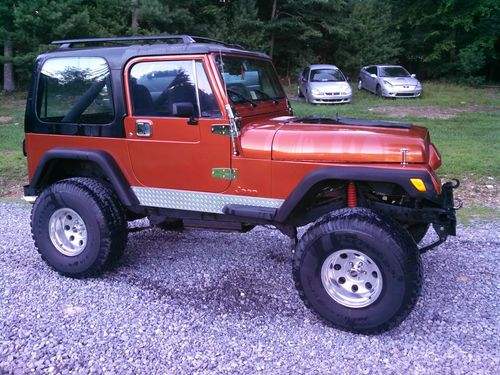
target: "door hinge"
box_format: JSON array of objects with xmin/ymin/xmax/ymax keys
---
[
  {"xmin": 211, "ymin": 168, "xmax": 238, "ymax": 180},
  {"xmin": 211, "ymin": 124, "xmax": 231, "ymax": 136}
]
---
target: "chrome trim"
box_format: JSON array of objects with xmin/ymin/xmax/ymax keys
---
[{"xmin": 131, "ymin": 186, "xmax": 284, "ymax": 213}]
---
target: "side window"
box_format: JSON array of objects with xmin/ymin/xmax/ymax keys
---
[
  {"xmin": 129, "ymin": 60, "xmax": 221, "ymax": 118},
  {"xmin": 195, "ymin": 61, "xmax": 222, "ymax": 118},
  {"xmin": 37, "ymin": 57, "xmax": 113, "ymax": 124},
  {"xmin": 367, "ymin": 66, "xmax": 377, "ymax": 75}
]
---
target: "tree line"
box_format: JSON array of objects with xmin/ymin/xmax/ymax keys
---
[{"xmin": 1, "ymin": 0, "xmax": 499, "ymax": 92}]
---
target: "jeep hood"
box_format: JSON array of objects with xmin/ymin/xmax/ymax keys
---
[{"xmin": 240, "ymin": 116, "xmax": 435, "ymax": 165}]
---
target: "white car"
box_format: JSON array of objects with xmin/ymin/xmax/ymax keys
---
[
  {"xmin": 298, "ymin": 64, "xmax": 352, "ymax": 104},
  {"xmin": 358, "ymin": 65, "xmax": 422, "ymax": 98}
]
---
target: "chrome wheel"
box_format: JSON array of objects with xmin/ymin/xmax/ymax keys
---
[
  {"xmin": 48, "ymin": 208, "xmax": 87, "ymax": 256},
  {"xmin": 321, "ymin": 249, "xmax": 383, "ymax": 308}
]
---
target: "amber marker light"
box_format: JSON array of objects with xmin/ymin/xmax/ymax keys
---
[{"xmin": 410, "ymin": 178, "xmax": 427, "ymax": 192}]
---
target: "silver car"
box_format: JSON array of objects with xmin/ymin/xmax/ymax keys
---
[
  {"xmin": 298, "ymin": 64, "xmax": 352, "ymax": 104},
  {"xmin": 358, "ymin": 65, "xmax": 422, "ymax": 98}
]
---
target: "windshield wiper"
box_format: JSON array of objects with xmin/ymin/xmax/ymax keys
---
[
  {"xmin": 250, "ymin": 88, "xmax": 279, "ymax": 104},
  {"xmin": 226, "ymin": 88, "xmax": 257, "ymax": 107}
]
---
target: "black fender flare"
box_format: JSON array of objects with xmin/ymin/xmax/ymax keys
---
[
  {"xmin": 25, "ymin": 148, "xmax": 139, "ymax": 207},
  {"xmin": 274, "ymin": 166, "xmax": 438, "ymax": 223}
]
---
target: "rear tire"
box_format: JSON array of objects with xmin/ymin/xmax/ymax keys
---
[
  {"xmin": 293, "ymin": 208, "xmax": 422, "ymax": 334},
  {"xmin": 31, "ymin": 178, "xmax": 127, "ymax": 277}
]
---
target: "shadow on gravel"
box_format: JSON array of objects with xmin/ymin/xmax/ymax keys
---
[{"xmin": 108, "ymin": 227, "xmax": 300, "ymax": 320}]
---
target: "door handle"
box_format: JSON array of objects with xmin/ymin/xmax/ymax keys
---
[{"xmin": 135, "ymin": 120, "xmax": 152, "ymax": 137}]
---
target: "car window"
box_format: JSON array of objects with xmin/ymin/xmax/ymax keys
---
[
  {"xmin": 379, "ymin": 66, "xmax": 410, "ymax": 78},
  {"xmin": 129, "ymin": 60, "xmax": 220, "ymax": 118},
  {"xmin": 37, "ymin": 57, "xmax": 114, "ymax": 124},
  {"xmin": 310, "ymin": 68, "xmax": 345, "ymax": 82},
  {"xmin": 303, "ymin": 67, "xmax": 310, "ymax": 80},
  {"xmin": 366, "ymin": 67, "xmax": 377, "ymax": 75}
]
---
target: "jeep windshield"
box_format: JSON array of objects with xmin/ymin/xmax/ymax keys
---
[{"xmin": 215, "ymin": 55, "xmax": 285, "ymax": 104}]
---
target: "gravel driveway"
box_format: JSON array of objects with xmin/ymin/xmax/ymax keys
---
[{"xmin": 0, "ymin": 202, "xmax": 498, "ymax": 374}]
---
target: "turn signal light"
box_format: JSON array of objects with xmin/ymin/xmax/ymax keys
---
[{"xmin": 410, "ymin": 178, "xmax": 426, "ymax": 192}]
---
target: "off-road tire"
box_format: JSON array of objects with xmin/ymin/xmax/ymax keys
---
[
  {"xmin": 31, "ymin": 178, "xmax": 127, "ymax": 277},
  {"xmin": 69, "ymin": 178, "xmax": 128, "ymax": 264},
  {"xmin": 293, "ymin": 207, "xmax": 422, "ymax": 334}
]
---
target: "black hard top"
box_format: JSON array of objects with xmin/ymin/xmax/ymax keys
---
[{"xmin": 38, "ymin": 35, "xmax": 270, "ymax": 69}]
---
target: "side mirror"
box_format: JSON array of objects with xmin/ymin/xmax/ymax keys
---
[
  {"xmin": 172, "ymin": 102, "xmax": 198, "ymax": 125},
  {"xmin": 370, "ymin": 74, "xmax": 377, "ymax": 78},
  {"xmin": 411, "ymin": 73, "xmax": 416, "ymax": 78}
]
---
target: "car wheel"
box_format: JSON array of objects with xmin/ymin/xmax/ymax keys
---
[
  {"xmin": 297, "ymin": 87, "xmax": 304, "ymax": 98},
  {"xmin": 357, "ymin": 80, "xmax": 363, "ymax": 90},
  {"xmin": 31, "ymin": 178, "xmax": 127, "ymax": 277},
  {"xmin": 376, "ymin": 85, "xmax": 382, "ymax": 96},
  {"xmin": 293, "ymin": 208, "xmax": 422, "ymax": 334}
]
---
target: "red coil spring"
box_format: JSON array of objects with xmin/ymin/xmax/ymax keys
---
[{"xmin": 347, "ymin": 181, "xmax": 357, "ymax": 208}]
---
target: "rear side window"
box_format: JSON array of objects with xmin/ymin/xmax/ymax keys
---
[{"xmin": 37, "ymin": 57, "xmax": 114, "ymax": 124}]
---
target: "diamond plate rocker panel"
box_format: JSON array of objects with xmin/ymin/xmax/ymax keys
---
[{"xmin": 132, "ymin": 187, "xmax": 285, "ymax": 214}]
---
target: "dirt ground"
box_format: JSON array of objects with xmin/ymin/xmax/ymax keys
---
[{"xmin": 368, "ymin": 105, "xmax": 500, "ymax": 119}]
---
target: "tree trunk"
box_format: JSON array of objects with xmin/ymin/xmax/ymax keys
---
[
  {"xmin": 131, "ymin": 0, "xmax": 139, "ymax": 31},
  {"xmin": 3, "ymin": 35, "xmax": 15, "ymax": 93},
  {"xmin": 269, "ymin": 0, "xmax": 278, "ymax": 58}
]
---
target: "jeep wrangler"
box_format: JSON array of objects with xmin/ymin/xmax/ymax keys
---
[{"xmin": 23, "ymin": 35, "xmax": 459, "ymax": 334}]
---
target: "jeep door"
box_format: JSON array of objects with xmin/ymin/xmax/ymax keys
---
[{"xmin": 124, "ymin": 55, "xmax": 231, "ymax": 192}]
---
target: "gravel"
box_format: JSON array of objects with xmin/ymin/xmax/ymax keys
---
[{"xmin": 0, "ymin": 201, "xmax": 498, "ymax": 374}]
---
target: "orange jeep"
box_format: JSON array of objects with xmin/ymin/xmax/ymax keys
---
[{"xmin": 23, "ymin": 35, "xmax": 459, "ymax": 334}]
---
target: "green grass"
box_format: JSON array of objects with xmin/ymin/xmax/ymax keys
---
[
  {"xmin": 0, "ymin": 92, "xmax": 27, "ymax": 195},
  {"xmin": 457, "ymin": 206, "xmax": 500, "ymax": 226}
]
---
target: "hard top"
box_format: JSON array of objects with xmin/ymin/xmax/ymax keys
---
[{"xmin": 37, "ymin": 35, "xmax": 270, "ymax": 69}]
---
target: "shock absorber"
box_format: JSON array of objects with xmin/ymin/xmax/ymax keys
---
[{"xmin": 347, "ymin": 181, "xmax": 357, "ymax": 208}]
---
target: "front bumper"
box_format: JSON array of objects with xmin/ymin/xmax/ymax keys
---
[
  {"xmin": 382, "ymin": 86, "xmax": 422, "ymax": 98},
  {"xmin": 308, "ymin": 93, "xmax": 352, "ymax": 104},
  {"xmin": 371, "ymin": 179, "xmax": 460, "ymax": 250}
]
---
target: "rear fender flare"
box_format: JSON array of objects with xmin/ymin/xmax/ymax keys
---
[{"xmin": 26, "ymin": 148, "xmax": 139, "ymax": 207}]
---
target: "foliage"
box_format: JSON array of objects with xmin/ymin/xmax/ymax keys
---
[{"xmin": 1, "ymin": 0, "xmax": 500, "ymax": 91}]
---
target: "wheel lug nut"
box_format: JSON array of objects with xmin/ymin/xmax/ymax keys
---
[
  {"xmin": 366, "ymin": 282, "xmax": 372, "ymax": 290},
  {"xmin": 351, "ymin": 285, "xmax": 358, "ymax": 292},
  {"xmin": 334, "ymin": 264, "xmax": 341, "ymax": 270},
  {"xmin": 338, "ymin": 277, "xmax": 346, "ymax": 284}
]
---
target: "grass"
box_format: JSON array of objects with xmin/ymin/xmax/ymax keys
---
[
  {"xmin": 457, "ymin": 206, "xmax": 500, "ymax": 226},
  {"xmin": 0, "ymin": 93, "xmax": 27, "ymax": 195}
]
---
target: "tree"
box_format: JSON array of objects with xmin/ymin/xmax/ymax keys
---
[
  {"xmin": 0, "ymin": 0, "xmax": 16, "ymax": 92},
  {"xmin": 336, "ymin": 0, "xmax": 402, "ymax": 76}
]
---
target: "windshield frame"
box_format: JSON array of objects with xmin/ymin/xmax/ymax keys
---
[
  {"xmin": 379, "ymin": 66, "xmax": 411, "ymax": 78},
  {"xmin": 214, "ymin": 54, "xmax": 286, "ymax": 105}
]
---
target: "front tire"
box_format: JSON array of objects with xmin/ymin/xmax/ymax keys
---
[
  {"xmin": 31, "ymin": 178, "xmax": 127, "ymax": 278},
  {"xmin": 293, "ymin": 208, "xmax": 422, "ymax": 334},
  {"xmin": 376, "ymin": 84, "xmax": 382, "ymax": 96}
]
